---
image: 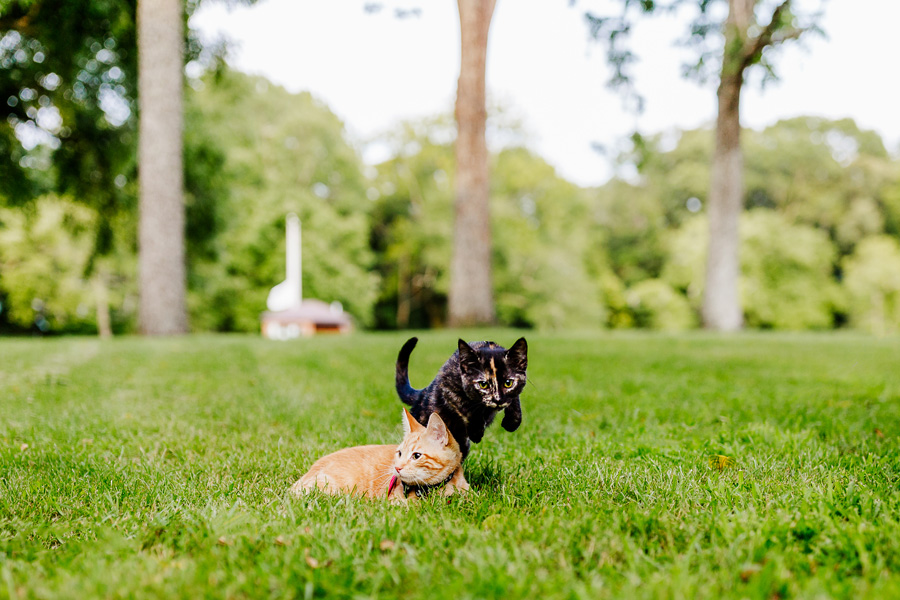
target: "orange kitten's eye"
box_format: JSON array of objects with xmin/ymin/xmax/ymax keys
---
[
  {"xmin": 397, "ymin": 450, "xmax": 401, "ymax": 457},
  {"xmin": 503, "ymin": 378, "xmax": 514, "ymax": 388},
  {"xmin": 412, "ymin": 452, "xmax": 422, "ymax": 460},
  {"xmin": 476, "ymin": 381, "xmax": 490, "ymax": 390}
]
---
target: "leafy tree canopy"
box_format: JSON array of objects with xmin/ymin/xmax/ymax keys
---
[
  {"xmin": 614, "ymin": 117, "xmax": 900, "ymax": 255},
  {"xmin": 578, "ymin": 0, "xmax": 823, "ymax": 106},
  {"xmin": 370, "ymin": 119, "xmax": 611, "ymax": 330},
  {"xmin": 185, "ymin": 69, "xmax": 378, "ymax": 331}
]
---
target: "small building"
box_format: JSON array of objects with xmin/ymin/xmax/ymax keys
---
[
  {"xmin": 261, "ymin": 213, "xmax": 352, "ymax": 340},
  {"xmin": 261, "ymin": 299, "xmax": 352, "ymax": 340}
]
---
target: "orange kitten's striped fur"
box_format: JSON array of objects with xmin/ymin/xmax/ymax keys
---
[{"xmin": 290, "ymin": 409, "xmax": 468, "ymax": 502}]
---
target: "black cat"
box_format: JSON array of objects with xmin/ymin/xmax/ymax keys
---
[{"xmin": 395, "ymin": 337, "xmax": 528, "ymax": 459}]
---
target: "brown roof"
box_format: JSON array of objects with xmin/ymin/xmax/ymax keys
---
[{"xmin": 260, "ymin": 299, "xmax": 352, "ymax": 326}]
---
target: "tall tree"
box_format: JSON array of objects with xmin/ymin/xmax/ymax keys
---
[
  {"xmin": 2, "ymin": 0, "xmax": 234, "ymax": 335},
  {"xmin": 585, "ymin": 0, "xmax": 820, "ymax": 331},
  {"xmin": 137, "ymin": 0, "xmax": 187, "ymax": 334},
  {"xmin": 448, "ymin": 0, "xmax": 496, "ymax": 327},
  {"xmin": 1, "ymin": 0, "xmax": 138, "ymax": 336},
  {"xmin": 702, "ymin": 0, "xmax": 812, "ymax": 330}
]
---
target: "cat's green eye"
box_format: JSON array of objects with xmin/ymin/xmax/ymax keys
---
[
  {"xmin": 412, "ymin": 452, "xmax": 422, "ymax": 460},
  {"xmin": 503, "ymin": 378, "xmax": 515, "ymax": 389},
  {"xmin": 477, "ymin": 381, "xmax": 490, "ymax": 390}
]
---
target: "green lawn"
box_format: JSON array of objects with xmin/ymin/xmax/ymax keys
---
[{"xmin": 1, "ymin": 331, "xmax": 899, "ymax": 599}]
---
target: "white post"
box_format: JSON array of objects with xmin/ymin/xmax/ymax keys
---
[
  {"xmin": 286, "ymin": 213, "xmax": 302, "ymax": 304},
  {"xmin": 265, "ymin": 213, "xmax": 303, "ymax": 312}
]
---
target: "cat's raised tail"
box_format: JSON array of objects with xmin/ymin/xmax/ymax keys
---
[{"xmin": 395, "ymin": 337, "xmax": 421, "ymax": 406}]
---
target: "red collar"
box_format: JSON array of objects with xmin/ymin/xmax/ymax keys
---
[
  {"xmin": 386, "ymin": 474, "xmax": 399, "ymax": 497},
  {"xmin": 385, "ymin": 469, "xmax": 458, "ymax": 499}
]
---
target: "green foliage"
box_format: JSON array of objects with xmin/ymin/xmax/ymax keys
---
[
  {"xmin": 600, "ymin": 116, "xmax": 900, "ymax": 330},
  {"xmin": 491, "ymin": 148, "xmax": 606, "ymax": 330},
  {"xmin": 743, "ymin": 117, "xmax": 897, "ymax": 253},
  {"xmin": 0, "ymin": 0, "xmax": 137, "ymax": 230},
  {"xmin": 596, "ymin": 268, "xmax": 632, "ymax": 328},
  {"xmin": 1, "ymin": 0, "xmax": 235, "ymax": 335},
  {"xmin": 589, "ymin": 178, "xmax": 667, "ymax": 284},
  {"xmin": 623, "ymin": 129, "xmax": 712, "ymax": 226},
  {"xmin": 0, "ymin": 196, "xmax": 97, "ymax": 332},
  {"xmin": 371, "ymin": 133, "xmax": 608, "ymax": 330},
  {"xmin": 664, "ymin": 210, "xmax": 842, "ymax": 329},
  {"xmin": 740, "ymin": 211, "xmax": 842, "ymax": 329},
  {"xmin": 186, "ymin": 71, "xmax": 378, "ymax": 331},
  {"xmin": 842, "ymin": 235, "xmax": 900, "ymax": 335},
  {"xmin": 583, "ymin": 0, "xmax": 823, "ymax": 99},
  {"xmin": 369, "ymin": 117, "xmax": 456, "ymax": 329},
  {"xmin": 626, "ymin": 118, "xmax": 900, "ymax": 247},
  {"xmin": 2, "ymin": 332, "xmax": 900, "ymax": 597},
  {"xmin": 626, "ymin": 278, "xmax": 696, "ymax": 330},
  {"xmin": 3, "ymin": 30, "xmax": 900, "ymax": 340}
]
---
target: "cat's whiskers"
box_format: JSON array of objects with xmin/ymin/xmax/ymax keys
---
[{"xmin": 374, "ymin": 471, "xmax": 395, "ymax": 487}]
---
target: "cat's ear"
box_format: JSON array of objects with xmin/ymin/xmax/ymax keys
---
[
  {"xmin": 457, "ymin": 339, "xmax": 480, "ymax": 373},
  {"xmin": 506, "ymin": 337, "xmax": 528, "ymax": 370},
  {"xmin": 425, "ymin": 412, "xmax": 449, "ymax": 447},
  {"xmin": 402, "ymin": 408, "xmax": 422, "ymax": 434}
]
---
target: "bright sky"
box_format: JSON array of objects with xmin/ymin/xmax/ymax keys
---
[{"xmin": 191, "ymin": 0, "xmax": 900, "ymax": 187}]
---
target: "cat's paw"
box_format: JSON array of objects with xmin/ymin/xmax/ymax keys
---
[
  {"xmin": 501, "ymin": 416, "xmax": 521, "ymax": 432},
  {"xmin": 446, "ymin": 469, "xmax": 470, "ymax": 495},
  {"xmin": 468, "ymin": 428, "xmax": 485, "ymax": 443},
  {"xmin": 389, "ymin": 493, "xmax": 410, "ymax": 506}
]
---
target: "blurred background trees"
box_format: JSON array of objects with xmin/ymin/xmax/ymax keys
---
[
  {"xmin": 696, "ymin": 0, "xmax": 822, "ymax": 331},
  {"xmin": 584, "ymin": 0, "xmax": 824, "ymax": 331},
  {"xmin": 2, "ymin": 1, "xmax": 900, "ymax": 336},
  {"xmin": 185, "ymin": 70, "xmax": 378, "ymax": 331}
]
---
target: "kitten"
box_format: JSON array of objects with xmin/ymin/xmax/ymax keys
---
[
  {"xmin": 395, "ymin": 337, "xmax": 528, "ymax": 459},
  {"xmin": 290, "ymin": 408, "xmax": 466, "ymax": 502}
]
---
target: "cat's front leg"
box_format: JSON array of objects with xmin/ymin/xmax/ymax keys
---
[
  {"xmin": 390, "ymin": 496, "xmax": 411, "ymax": 506},
  {"xmin": 442, "ymin": 466, "xmax": 470, "ymax": 496},
  {"xmin": 501, "ymin": 399, "xmax": 522, "ymax": 432},
  {"xmin": 387, "ymin": 484, "xmax": 410, "ymax": 505},
  {"xmin": 468, "ymin": 422, "xmax": 486, "ymax": 444}
]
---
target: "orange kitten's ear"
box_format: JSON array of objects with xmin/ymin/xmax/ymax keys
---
[
  {"xmin": 402, "ymin": 408, "xmax": 422, "ymax": 434},
  {"xmin": 425, "ymin": 412, "xmax": 449, "ymax": 447}
]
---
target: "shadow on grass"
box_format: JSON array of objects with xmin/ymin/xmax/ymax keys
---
[{"xmin": 464, "ymin": 456, "xmax": 505, "ymax": 489}]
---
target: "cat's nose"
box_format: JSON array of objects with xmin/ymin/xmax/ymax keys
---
[{"xmin": 395, "ymin": 466, "xmax": 402, "ymax": 473}]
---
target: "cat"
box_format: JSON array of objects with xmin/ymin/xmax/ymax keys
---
[
  {"xmin": 290, "ymin": 408, "xmax": 466, "ymax": 503},
  {"xmin": 395, "ymin": 337, "xmax": 528, "ymax": 460}
]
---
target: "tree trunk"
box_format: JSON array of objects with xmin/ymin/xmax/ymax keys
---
[
  {"xmin": 397, "ymin": 253, "xmax": 411, "ymax": 328},
  {"xmin": 701, "ymin": 0, "xmax": 753, "ymax": 332},
  {"xmin": 93, "ymin": 270, "xmax": 112, "ymax": 339},
  {"xmin": 702, "ymin": 72, "xmax": 744, "ymax": 331},
  {"xmin": 448, "ymin": 0, "xmax": 496, "ymax": 327},
  {"xmin": 137, "ymin": 0, "xmax": 188, "ymax": 335}
]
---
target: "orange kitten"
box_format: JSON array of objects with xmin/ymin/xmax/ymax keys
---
[{"xmin": 290, "ymin": 408, "xmax": 468, "ymax": 502}]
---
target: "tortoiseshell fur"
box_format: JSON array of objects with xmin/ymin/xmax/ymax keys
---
[{"xmin": 395, "ymin": 337, "xmax": 528, "ymax": 459}]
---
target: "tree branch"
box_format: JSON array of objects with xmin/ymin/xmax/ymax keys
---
[
  {"xmin": 769, "ymin": 27, "xmax": 805, "ymax": 45},
  {"xmin": 740, "ymin": 0, "xmax": 792, "ymax": 71}
]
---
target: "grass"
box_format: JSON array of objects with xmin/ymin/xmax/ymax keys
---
[{"xmin": 1, "ymin": 330, "xmax": 900, "ymax": 599}]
